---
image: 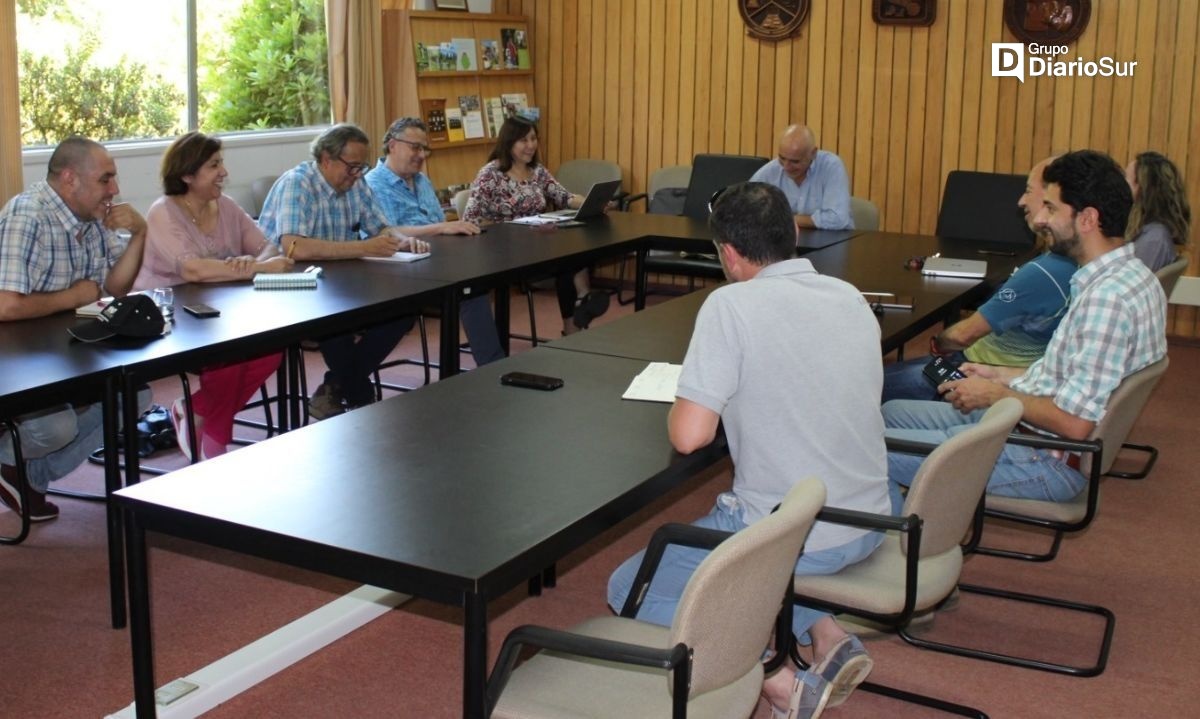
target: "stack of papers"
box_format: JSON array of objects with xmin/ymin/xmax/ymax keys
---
[
  {"xmin": 508, "ymin": 215, "xmax": 561, "ymax": 226},
  {"xmin": 362, "ymin": 251, "xmax": 432, "ymax": 263},
  {"xmin": 622, "ymin": 362, "xmax": 683, "ymax": 403}
]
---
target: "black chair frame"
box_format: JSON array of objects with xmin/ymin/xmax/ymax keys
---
[{"xmin": 1, "ymin": 420, "xmax": 32, "ymax": 545}]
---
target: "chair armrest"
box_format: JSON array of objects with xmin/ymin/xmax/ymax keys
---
[
  {"xmin": 487, "ymin": 624, "xmax": 689, "ymax": 710},
  {"xmin": 817, "ymin": 506, "xmax": 919, "ymax": 533},
  {"xmin": 884, "ymin": 436, "xmax": 939, "ymax": 455},
  {"xmin": 621, "ymin": 192, "xmax": 648, "ymax": 211},
  {"xmin": 1005, "ymin": 431, "xmax": 1102, "ymax": 455},
  {"xmin": 618, "ymin": 523, "xmax": 734, "ymax": 618}
]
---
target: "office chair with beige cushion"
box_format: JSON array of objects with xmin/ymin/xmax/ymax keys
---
[
  {"xmin": 554, "ymin": 158, "xmax": 624, "ymax": 199},
  {"xmin": 849, "ymin": 196, "xmax": 880, "ymax": 231},
  {"xmin": 453, "ymin": 188, "xmax": 471, "ymax": 219},
  {"xmin": 487, "ymin": 478, "xmax": 827, "ymax": 719},
  {"xmin": 980, "ymin": 356, "xmax": 1169, "ymax": 563},
  {"xmin": 250, "ymin": 175, "xmax": 278, "ymax": 219},
  {"xmin": 1155, "ymin": 254, "xmax": 1189, "ymax": 299}
]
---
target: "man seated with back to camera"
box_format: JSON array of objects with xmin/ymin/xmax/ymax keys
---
[
  {"xmin": 607, "ymin": 182, "xmax": 889, "ymax": 719},
  {"xmin": 883, "ymin": 150, "xmax": 1167, "ymax": 511},
  {"xmin": 257, "ymin": 123, "xmax": 430, "ymax": 420},
  {"xmin": 882, "ymin": 157, "xmax": 1077, "ymax": 402}
]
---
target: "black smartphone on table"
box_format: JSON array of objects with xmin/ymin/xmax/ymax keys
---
[
  {"xmin": 183, "ymin": 303, "xmax": 221, "ymax": 318},
  {"xmin": 500, "ymin": 372, "xmax": 564, "ymax": 391}
]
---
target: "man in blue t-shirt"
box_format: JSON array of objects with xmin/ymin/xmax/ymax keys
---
[{"xmin": 882, "ymin": 157, "xmax": 1078, "ymax": 402}]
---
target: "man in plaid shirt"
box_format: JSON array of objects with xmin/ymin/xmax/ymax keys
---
[
  {"xmin": 882, "ymin": 150, "xmax": 1166, "ymax": 509},
  {"xmin": 0, "ymin": 136, "xmax": 147, "ymax": 522}
]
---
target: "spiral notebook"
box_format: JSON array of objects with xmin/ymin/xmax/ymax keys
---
[{"xmin": 253, "ymin": 272, "xmax": 319, "ymax": 290}]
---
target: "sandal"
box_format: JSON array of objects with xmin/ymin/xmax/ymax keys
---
[
  {"xmin": 813, "ymin": 635, "xmax": 873, "ymax": 708},
  {"xmin": 771, "ymin": 668, "xmax": 832, "ymax": 719},
  {"xmin": 170, "ymin": 397, "xmax": 193, "ymax": 462}
]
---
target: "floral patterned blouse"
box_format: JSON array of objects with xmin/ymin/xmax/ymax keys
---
[{"xmin": 462, "ymin": 161, "xmax": 572, "ymax": 223}]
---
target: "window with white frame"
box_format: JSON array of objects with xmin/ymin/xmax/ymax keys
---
[{"xmin": 16, "ymin": 0, "xmax": 330, "ymax": 148}]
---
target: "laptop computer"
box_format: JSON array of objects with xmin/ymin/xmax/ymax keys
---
[
  {"xmin": 540, "ymin": 179, "xmax": 622, "ymax": 222},
  {"xmin": 921, "ymin": 256, "xmax": 988, "ymax": 279}
]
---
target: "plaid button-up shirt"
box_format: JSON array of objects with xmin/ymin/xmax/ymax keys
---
[
  {"xmin": 0, "ymin": 181, "xmax": 126, "ymax": 294},
  {"xmin": 257, "ymin": 161, "xmax": 391, "ymax": 245},
  {"xmin": 1011, "ymin": 243, "xmax": 1166, "ymax": 424}
]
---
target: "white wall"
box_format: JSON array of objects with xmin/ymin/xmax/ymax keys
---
[{"xmin": 19, "ymin": 129, "xmax": 318, "ymax": 216}]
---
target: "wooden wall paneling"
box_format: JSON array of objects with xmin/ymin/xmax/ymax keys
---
[
  {"xmin": 770, "ymin": 31, "xmax": 791, "ymax": 160},
  {"xmin": 819, "ymin": 2, "xmax": 841, "ymax": 157},
  {"xmin": 677, "ymin": 0, "xmax": 698, "ymax": 166},
  {"xmin": 1166, "ymin": 1, "xmax": 1198, "ymax": 174},
  {"xmin": 835, "ymin": 0, "xmax": 861, "ymax": 188},
  {"xmin": 868, "ymin": 27, "xmax": 893, "ymax": 220},
  {"xmin": 885, "ymin": 28, "xmax": 911, "ymax": 233},
  {"xmin": 575, "ymin": 1, "xmax": 592, "ymax": 158},
  {"xmin": 804, "ymin": 0, "xmax": 827, "ymax": 148},
  {"xmin": 788, "ymin": 9, "xmax": 809, "ymax": 138},
  {"xmin": 587, "ymin": 1, "xmax": 605, "ymax": 159},
  {"xmin": 1109, "ymin": 0, "xmax": 1139, "ymax": 163},
  {"xmin": 992, "ymin": 37, "xmax": 1020, "ymax": 173},
  {"xmin": 1180, "ymin": 11, "xmax": 1200, "ymax": 337},
  {"xmin": 917, "ymin": 4, "xmax": 949, "ymax": 232},
  {"xmin": 603, "ymin": 1, "xmax": 621, "ymax": 161},
  {"xmin": 557, "ymin": 0, "xmax": 577, "ymax": 165},
  {"xmin": 1067, "ymin": 9, "xmax": 1098, "ymax": 158},
  {"xmin": 531, "ymin": 0, "xmax": 549, "ymax": 149},
  {"xmin": 660, "ymin": 0, "xmax": 682, "ymax": 169},
  {"xmin": 646, "ymin": 0, "xmax": 666, "ymax": 181},
  {"xmin": 1147, "ymin": 1, "xmax": 1178, "ymax": 156},
  {"xmin": 975, "ymin": 4, "xmax": 1002, "ymax": 172},
  {"xmin": 938, "ymin": 2, "xmax": 966, "ymax": 196},
  {"xmin": 705, "ymin": 0, "xmax": 726, "ymax": 151},
  {"xmin": 957, "ymin": 4, "xmax": 984, "ymax": 172},
  {"xmin": 722, "ymin": 0, "xmax": 744, "ymax": 153},
  {"xmin": 903, "ymin": 26, "xmax": 928, "ymax": 233},
  {"xmin": 1086, "ymin": 0, "xmax": 1119, "ymax": 159},
  {"xmin": 690, "ymin": 0, "xmax": 713, "ymax": 160},
  {"xmin": 544, "ymin": 1, "xmax": 563, "ymax": 170},
  {"xmin": 1126, "ymin": 0, "xmax": 1159, "ymax": 155},
  {"xmin": 754, "ymin": 40, "xmax": 775, "ymax": 160},
  {"xmin": 852, "ymin": 3, "xmax": 878, "ymax": 204},
  {"xmin": 616, "ymin": 0, "xmax": 635, "ymax": 175},
  {"xmin": 631, "ymin": 0, "xmax": 651, "ymax": 195}
]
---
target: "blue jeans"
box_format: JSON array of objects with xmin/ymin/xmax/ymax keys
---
[
  {"xmin": 882, "ymin": 352, "xmax": 966, "ymax": 403},
  {"xmin": 319, "ymin": 317, "xmax": 418, "ymax": 406},
  {"xmin": 606, "ymin": 492, "xmax": 883, "ymax": 644},
  {"xmin": 459, "ymin": 294, "xmax": 505, "ymax": 366},
  {"xmin": 882, "ymin": 399, "xmax": 1087, "ymax": 514},
  {"xmin": 1, "ymin": 388, "xmax": 151, "ymax": 493}
]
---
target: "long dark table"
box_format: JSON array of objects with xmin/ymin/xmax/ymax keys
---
[{"xmin": 115, "ymin": 347, "xmax": 728, "ymax": 719}]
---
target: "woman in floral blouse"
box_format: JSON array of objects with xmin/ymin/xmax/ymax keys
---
[{"xmin": 463, "ymin": 116, "xmax": 609, "ymax": 334}]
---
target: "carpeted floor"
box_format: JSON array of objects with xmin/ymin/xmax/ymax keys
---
[{"xmin": 2, "ymin": 285, "xmax": 1198, "ymax": 718}]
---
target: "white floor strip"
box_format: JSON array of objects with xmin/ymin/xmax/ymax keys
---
[{"xmin": 107, "ymin": 585, "xmax": 410, "ymax": 719}]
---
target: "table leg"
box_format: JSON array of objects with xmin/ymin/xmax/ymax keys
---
[
  {"xmin": 441, "ymin": 290, "xmax": 462, "ymax": 379},
  {"xmin": 493, "ymin": 283, "xmax": 511, "ymax": 356},
  {"xmin": 126, "ymin": 511, "xmax": 158, "ymax": 718},
  {"xmin": 634, "ymin": 247, "xmax": 648, "ymax": 311},
  {"xmin": 104, "ymin": 374, "xmax": 126, "ymax": 629},
  {"xmin": 463, "ymin": 592, "xmax": 488, "ymax": 719}
]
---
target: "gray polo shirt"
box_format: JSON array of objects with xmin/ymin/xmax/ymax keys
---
[{"xmin": 676, "ymin": 258, "xmax": 890, "ymax": 551}]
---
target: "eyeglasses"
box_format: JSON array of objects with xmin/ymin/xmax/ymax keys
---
[
  {"xmin": 334, "ymin": 155, "xmax": 371, "ymax": 176},
  {"xmin": 391, "ymin": 138, "xmax": 434, "ymax": 156}
]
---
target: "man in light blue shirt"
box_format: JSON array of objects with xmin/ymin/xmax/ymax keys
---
[
  {"xmin": 750, "ymin": 124, "xmax": 854, "ymax": 230},
  {"xmin": 364, "ymin": 117, "xmax": 503, "ymax": 366}
]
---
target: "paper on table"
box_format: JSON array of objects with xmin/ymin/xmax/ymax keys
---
[
  {"xmin": 622, "ymin": 362, "xmax": 683, "ymax": 403},
  {"xmin": 507, "ymin": 215, "xmax": 561, "ymax": 226},
  {"xmin": 362, "ymin": 251, "xmax": 432, "ymax": 263}
]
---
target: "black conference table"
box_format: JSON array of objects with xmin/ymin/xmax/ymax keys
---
[{"xmin": 115, "ymin": 347, "xmax": 728, "ymax": 719}]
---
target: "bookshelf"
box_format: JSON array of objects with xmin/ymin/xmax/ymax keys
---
[{"xmin": 382, "ymin": 10, "xmax": 535, "ymax": 190}]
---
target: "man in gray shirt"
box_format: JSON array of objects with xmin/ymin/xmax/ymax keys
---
[{"xmin": 606, "ymin": 183, "xmax": 889, "ymax": 718}]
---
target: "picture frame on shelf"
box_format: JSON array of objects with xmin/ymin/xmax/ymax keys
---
[{"xmin": 434, "ymin": 0, "xmax": 469, "ymax": 11}]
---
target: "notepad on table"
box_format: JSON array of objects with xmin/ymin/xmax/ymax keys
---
[
  {"xmin": 253, "ymin": 272, "xmax": 319, "ymax": 290},
  {"xmin": 76, "ymin": 297, "xmax": 116, "ymax": 317},
  {"xmin": 362, "ymin": 251, "xmax": 432, "ymax": 263},
  {"xmin": 622, "ymin": 362, "xmax": 683, "ymax": 403},
  {"xmin": 508, "ymin": 215, "xmax": 561, "ymax": 226}
]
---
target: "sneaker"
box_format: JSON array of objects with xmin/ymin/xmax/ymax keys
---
[
  {"xmin": 308, "ymin": 383, "xmax": 346, "ymax": 421},
  {"xmin": 0, "ymin": 464, "xmax": 59, "ymax": 523},
  {"xmin": 572, "ymin": 290, "xmax": 611, "ymax": 329}
]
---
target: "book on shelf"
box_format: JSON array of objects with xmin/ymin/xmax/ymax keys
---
[
  {"xmin": 433, "ymin": 42, "xmax": 457, "ymax": 71},
  {"xmin": 501, "ymin": 92, "xmax": 528, "ymax": 119},
  {"xmin": 414, "ymin": 42, "xmax": 430, "ymax": 72},
  {"xmin": 459, "ymin": 95, "xmax": 485, "ymax": 139},
  {"xmin": 419, "ymin": 98, "xmax": 449, "ymax": 142},
  {"xmin": 451, "ymin": 38, "xmax": 477, "ymax": 71},
  {"xmin": 484, "ymin": 96, "xmax": 505, "ymax": 137},
  {"xmin": 253, "ymin": 272, "xmax": 318, "ymax": 290},
  {"xmin": 515, "ymin": 29, "xmax": 531, "ymax": 69},
  {"xmin": 445, "ymin": 107, "xmax": 465, "ymax": 142},
  {"xmin": 481, "ymin": 39, "xmax": 499, "ymax": 70},
  {"xmin": 500, "ymin": 28, "xmax": 519, "ymax": 69}
]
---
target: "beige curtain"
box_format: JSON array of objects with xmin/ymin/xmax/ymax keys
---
[
  {"xmin": 326, "ymin": 0, "xmax": 387, "ymax": 156},
  {"xmin": 0, "ymin": 0, "xmax": 25, "ymax": 204}
]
